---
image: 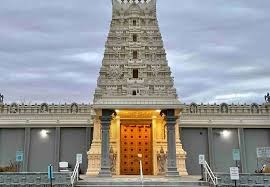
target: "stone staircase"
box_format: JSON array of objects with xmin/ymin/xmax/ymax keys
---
[{"xmin": 75, "ymin": 176, "xmax": 210, "ymax": 187}]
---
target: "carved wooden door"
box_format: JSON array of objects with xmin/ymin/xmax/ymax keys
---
[{"xmin": 120, "ymin": 124, "xmax": 152, "ymax": 175}]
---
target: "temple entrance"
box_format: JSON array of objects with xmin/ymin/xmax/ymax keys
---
[{"xmin": 120, "ymin": 124, "xmax": 153, "ymax": 175}]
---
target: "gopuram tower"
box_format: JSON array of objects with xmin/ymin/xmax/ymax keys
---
[{"xmin": 87, "ymin": 0, "xmax": 187, "ymax": 177}]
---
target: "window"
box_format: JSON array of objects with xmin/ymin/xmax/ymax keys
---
[
  {"xmin": 132, "ymin": 90, "xmax": 137, "ymax": 96},
  {"xmin": 133, "ymin": 69, "xmax": 138, "ymax": 78},
  {"xmin": 133, "ymin": 51, "xmax": 138, "ymax": 59},
  {"xmin": 133, "ymin": 20, "xmax": 137, "ymax": 26},
  {"xmin": 133, "ymin": 34, "xmax": 137, "ymax": 42}
]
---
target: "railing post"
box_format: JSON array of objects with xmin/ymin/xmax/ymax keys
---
[
  {"xmin": 77, "ymin": 164, "xmax": 79, "ymax": 181},
  {"xmin": 204, "ymin": 161, "xmax": 207, "ymax": 182},
  {"xmin": 140, "ymin": 160, "xmax": 143, "ymax": 183}
]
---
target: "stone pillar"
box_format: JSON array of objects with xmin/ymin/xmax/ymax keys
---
[
  {"xmin": 152, "ymin": 116, "xmax": 158, "ymax": 175},
  {"xmin": 115, "ymin": 116, "xmax": 121, "ymax": 175},
  {"xmin": 208, "ymin": 128, "xmax": 215, "ymax": 170},
  {"xmin": 238, "ymin": 128, "xmax": 247, "ymax": 173},
  {"xmin": 54, "ymin": 127, "xmax": 61, "ymax": 171},
  {"xmin": 175, "ymin": 122, "xmax": 188, "ymax": 176},
  {"xmin": 23, "ymin": 128, "xmax": 31, "ymax": 172},
  {"xmin": 163, "ymin": 109, "xmax": 179, "ymax": 177},
  {"xmin": 98, "ymin": 109, "xmax": 114, "ymax": 177}
]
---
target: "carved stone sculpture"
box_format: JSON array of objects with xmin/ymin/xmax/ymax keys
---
[
  {"xmin": 157, "ymin": 147, "xmax": 167, "ymax": 175},
  {"xmin": 265, "ymin": 93, "xmax": 270, "ymax": 103},
  {"xmin": 251, "ymin": 104, "xmax": 259, "ymax": 114},
  {"xmin": 40, "ymin": 103, "xmax": 49, "ymax": 113},
  {"xmin": 220, "ymin": 103, "xmax": 229, "ymax": 113},
  {"xmin": 190, "ymin": 103, "xmax": 197, "ymax": 114},
  {"xmin": 10, "ymin": 103, "xmax": 18, "ymax": 114},
  {"xmin": 71, "ymin": 103, "xmax": 79, "ymax": 113},
  {"xmin": 0, "ymin": 93, "xmax": 3, "ymax": 103},
  {"xmin": 109, "ymin": 146, "xmax": 117, "ymax": 174}
]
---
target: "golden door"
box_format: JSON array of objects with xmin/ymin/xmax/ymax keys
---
[{"xmin": 120, "ymin": 124, "xmax": 153, "ymax": 175}]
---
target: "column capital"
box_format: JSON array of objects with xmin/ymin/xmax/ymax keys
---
[
  {"xmin": 100, "ymin": 116, "xmax": 112, "ymax": 123},
  {"xmin": 166, "ymin": 116, "xmax": 177, "ymax": 124},
  {"xmin": 160, "ymin": 109, "xmax": 175, "ymax": 117},
  {"xmin": 102, "ymin": 109, "xmax": 116, "ymax": 117}
]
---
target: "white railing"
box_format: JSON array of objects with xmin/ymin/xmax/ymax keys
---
[
  {"xmin": 71, "ymin": 162, "xmax": 80, "ymax": 187},
  {"xmin": 203, "ymin": 160, "xmax": 218, "ymax": 186},
  {"xmin": 139, "ymin": 159, "xmax": 144, "ymax": 185}
]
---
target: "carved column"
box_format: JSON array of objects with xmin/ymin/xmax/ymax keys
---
[
  {"xmin": 87, "ymin": 113, "xmax": 102, "ymax": 175},
  {"xmin": 152, "ymin": 115, "xmax": 158, "ymax": 175},
  {"xmin": 163, "ymin": 109, "xmax": 179, "ymax": 176},
  {"xmin": 98, "ymin": 109, "xmax": 114, "ymax": 177}
]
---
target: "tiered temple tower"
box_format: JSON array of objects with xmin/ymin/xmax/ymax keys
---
[
  {"xmin": 87, "ymin": 0, "xmax": 187, "ymax": 176},
  {"xmin": 94, "ymin": 0, "xmax": 178, "ymax": 104}
]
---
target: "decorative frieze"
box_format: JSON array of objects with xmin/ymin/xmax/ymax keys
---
[
  {"xmin": 182, "ymin": 103, "xmax": 270, "ymax": 115},
  {"xmin": 0, "ymin": 102, "xmax": 268, "ymax": 117},
  {"xmin": 0, "ymin": 103, "xmax": 91, "ymax": 114}
]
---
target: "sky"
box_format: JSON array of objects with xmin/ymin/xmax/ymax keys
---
[{"xmin": 0, "ymin": 0, "xmax": 269, "ymax": 104}]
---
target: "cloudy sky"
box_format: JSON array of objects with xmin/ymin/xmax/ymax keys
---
[{"xmin": 0, "ymin": 0, "xmax": 269, "ymax": 104}]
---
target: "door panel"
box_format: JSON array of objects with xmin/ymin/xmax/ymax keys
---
[{"xmin": 120, "ymin": 124, "xmax": 152, "ymax": 175}]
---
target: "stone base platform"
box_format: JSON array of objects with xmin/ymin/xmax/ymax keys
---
[{"xmin": 76, "ymin": 175, "xmax": 209, "ymax": 187}]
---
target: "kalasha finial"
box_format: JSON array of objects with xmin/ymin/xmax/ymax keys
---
[{"xmin": 265, "ymin": 92, "xmax": 270, "ymax": 103}]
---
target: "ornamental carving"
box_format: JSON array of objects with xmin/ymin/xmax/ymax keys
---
[
  {"xmin": 157, "ymin": 147, "xmax": 167, "ymax": 175},
  {"xmin": 149, "ymin": 47, "xmax": 157, "ymax": 61},
  {"xmin": 108, "ymin": 65, "xmax": 123, "ymax": 80},
  {"xmin": 113, "ymin": 46, "xmax": 122, "ymax": 58},
  {"xmin": 0, "ymin": 93, "xmax": 3, "ymax": 103},
  {"xmin": 40, "ymin": 103, "xmax": 49, "ymax": 113},
  {"xmin": 71, "ymin": 103, "xmax": 79, "ymax": 113},
  {"xmin": 190, "ymin": 103, "xmax": 197, "ymax": 114},
  {"xmin": 265, "ymin": 93, "xmax": 270, "ymax": 103},
  {"xmin": 251, "ymin": 103, "xmax": 259, "ymax": 114},
  {"xmin": 113, "ymin": 46, "xmax": 121, "ymax": 52},
  {"xmin": 151, "ymin": 65, "xmax": 160, "ymax": 77},
  {"xmin": 109, "ymin": 146, "xmax": 117, "ymax": 174},
  {"xmin": 10, "ymin": 103, "xmax": 18, "ymax": 114},
  {"xmin": 220, "ymin": 103, "xmax": 229, "ymax": 113}
]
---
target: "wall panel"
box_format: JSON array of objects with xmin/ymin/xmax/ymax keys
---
[
  {"xmin": 213, "ymin": 128, "xmax": 239, "ymax": 172},
  {"xmin": 28, "ymin": 128, "xmax": 55, "ymax": 172},
  {"xmin": 60, "ymin": 128, "xmax": 87, "ymax": 173},
  {"xmin": 181, "ymin": 128, "xmax": 208, "ymax": 175},
  {"xmin": 244, "ymin": 129, "xmax": 270, "ymax": 172},
  {"xmin": 0, "ymin": 129, "xmax": 25, "ymax": 167}
]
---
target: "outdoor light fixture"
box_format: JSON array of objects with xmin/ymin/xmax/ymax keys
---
[
  {"xmin": 155, "ymin": 110, "xmax": 161, "ymax": 113},
  {"xmin": 220, "ymin": 130, "xmax": 231, "ymax": 139},
  {"xmin": 40, "ymin": 129, "xmax": 49, "ymax": 138},
  {"xmin": 115, "ymin": 110, "xmax": 120, "ymax": 113}
]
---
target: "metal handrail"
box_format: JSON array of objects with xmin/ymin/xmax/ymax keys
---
[
  {"xmin": 203, "ymin": 160, "xmax": 218, "ymax": 186},
  {"xmin": 71, "ymin": 161, "xmax": 80, "ymax": 187},
  {"xmin": 139, "ymin": 159, "xmax": 144, "ymax": 185}
]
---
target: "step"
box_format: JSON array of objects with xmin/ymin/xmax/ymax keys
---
[
  {"xmin": 76, "ymin": 185, "xmax": 208, "ymax": 187},
  {"xmin": 75, "ymin": 179, "xmax": 209, "ymax": 187}
]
